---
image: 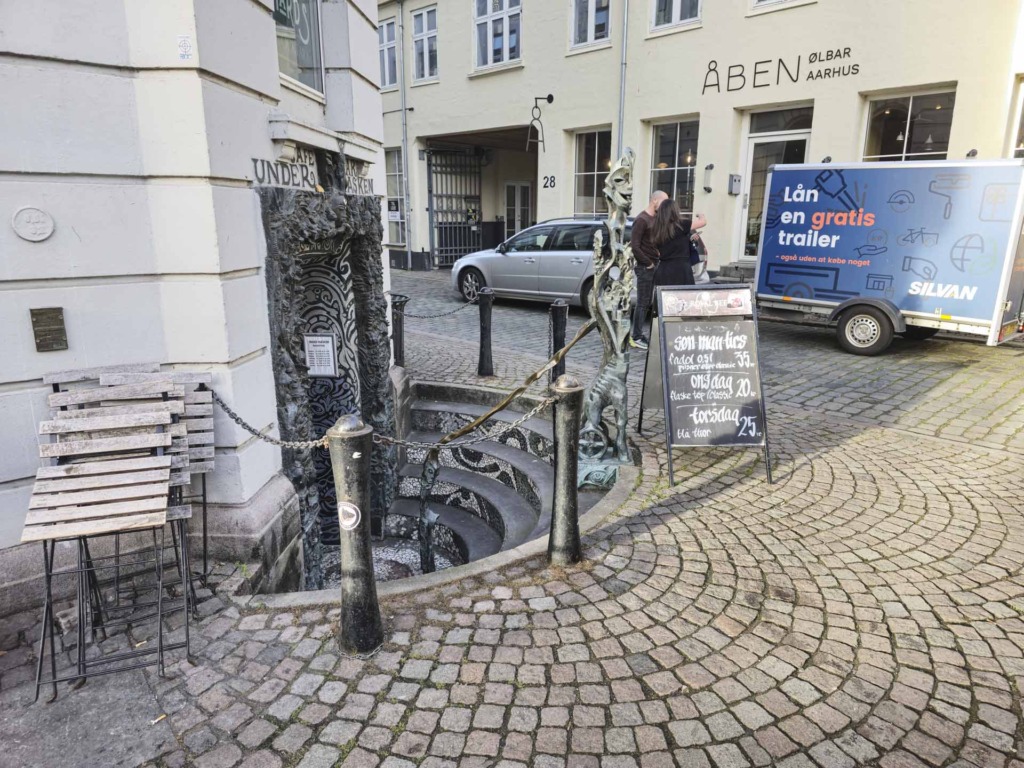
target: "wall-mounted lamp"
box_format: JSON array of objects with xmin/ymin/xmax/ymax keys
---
[
  {"xmin": 821, "ymin": 156, "xmax": 832, "ymax": 163},
  {"xmin": 966, "ymin": 148, "xmax": 978, "ymax": 158},
  {"xmin": 703, "ymin": 163, "xmax": 714, "ymax": 193}
]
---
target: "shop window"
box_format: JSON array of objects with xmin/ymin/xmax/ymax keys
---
[
  {"xmin": 475, "ymin": 0, "xmax": 521, "ymax": 69},
  {"xmin": 1014, "ymin": 99, "xmax": 1024, "ymax": 158},
  {"xmin": 653, "ymin": 0, "xmax": 700, "ymax": 29},
  {"xmin": 274, "ymin": 0, "xmax": 323, "ymax": 92},
  {"xmin": 863, "ymin": 92, "xmax": 956, "ymax": 162},
  {"xmin": 750, "ymin": 107, "xmax": 813, "ymax": 134},
  {"xmin": 413, "ymin": 7, "xmax": 438, "ymax": 81},
  {"xmin": 386, "ymin": 149, "xmax": 406, "ymax": 245},
  {"xmin": 650, "ymin": 121, "xmax": 699, "ymax": 216},
  {"xmin": 574, "ymin": 130, "xmax": 613, "ymax": 216},
  {"xmin": 379, "ymin": 19, "xmax": 398, "ymax": 89},
  {"xmin": 573, "ymin": 0, "xmax": 610, "ymax": 47}
]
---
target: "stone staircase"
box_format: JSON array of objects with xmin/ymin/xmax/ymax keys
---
[{"xmin": 384, "ymin": 380, "xmax": 556, "ymax": 567}]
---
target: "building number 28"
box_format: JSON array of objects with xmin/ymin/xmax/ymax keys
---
[{"xmin": 543, "ymin": 176, "xmax": 556, "ymax": 188}]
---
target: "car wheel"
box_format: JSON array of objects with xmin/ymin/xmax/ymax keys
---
[
  {"xmin": 580, "ymin": 279, "xmax": 594, "ymax": 316},
  {"xmin": 836, "ymin": 306, "xmax": 894, "ymax": 356},
  {"xmin": 459, "ymin": 268, "xmax": 485, "ymax": 302},
  {"xmin": 901, "ymin": 326, "xmax": 939, "ymax": 341}
]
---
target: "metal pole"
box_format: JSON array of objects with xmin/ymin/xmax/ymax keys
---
[
  {"xmin": 616, "ymin": 0, "xmax": 630, "ymax": 157},
  {"xmin": 549, "ymin": 375, "xmax": 584, "ymax": 566},
  {"xmin": 478, "ymin": 287, "xmax": 494, "ymax": 377},
  {"xmin": 397, "ymin": 0, "xmax": 414, "ymax": 271},
  {"xmin": 390, "ymin": 293, "xmax": 409, "ymax": 367},
  {"xmin": 550, "ymin": 299, "xmax": 568, "ymax": 383},
  {"xmin": 326, "ymin": 415, "xmax": 384, "ymax": 654}
]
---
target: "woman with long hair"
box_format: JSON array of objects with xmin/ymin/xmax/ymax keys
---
[{"xmin": 650, "ymin": 198, "xmax": 695, "ymax": 287}]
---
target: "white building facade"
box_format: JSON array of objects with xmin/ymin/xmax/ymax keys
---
[
  {"xmin": 378, "ymin": 0, "xmax": 1024, "ymax": 271},
  {"xmin": 0, "ymin": 0, "xmax": 389, "ymax": 612}
]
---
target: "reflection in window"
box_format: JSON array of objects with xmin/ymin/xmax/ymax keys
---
[
  {"xmin": 275, "ymin": 0, "xmax": 323, "ymax": 92},
  {"xmin": 385, "ymin": 149, "xmax": 405, "ymax": 245},
  {"xmin": 413, "ymin": 8, "xmax": 438, "ymax": 81},
  {"xmin": 574, "ymin": 130, "xmax": 613, "ymax": 216},
  {"xmin": 574, "ymin": 0, "xmax": 611, "ymax": 46},
  {"xmin": 654, "ymin": 0, "xmax": 700, "ymax": 28},
  {"xmin": 476, "ymin": 0, "xmax": 521, "ymax": 69},
  {"xmin": 650, "ymin": 121, "xmax": 699, "ymax": 216},
  {"xmin": 864, "ymin": 92, "xmax": 956, "ymax": 161},
  {"xmin": 379, "ymin": 19, "xmax": 398, "ymax": 89}
]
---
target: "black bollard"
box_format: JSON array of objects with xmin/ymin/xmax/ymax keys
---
[
  {"xmin": 390, "ymin": 294, "xmax": 410, "ymax": 368},
  {"xmin": 478, "ymin": 287, "xmax": 495, "ymax": 377},
  {"xmin": 549, "ymin": 299, "xmax": 568, "ymax": 383},
  {"xmin": 549, "ymin": 374, "xmax": 585, "ymax": 565},
  {"xmin": 326, "ymin": 415, "xmax": 384, "ymax": 654}
]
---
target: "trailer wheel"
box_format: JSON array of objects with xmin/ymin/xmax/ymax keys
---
[
  {"xmin": 837, "ymin": 306, "xmax": 894, "ymax": 355},
  {"xmin": 902, "ymin": 326, "xmax": 939, "ymax": 341}
]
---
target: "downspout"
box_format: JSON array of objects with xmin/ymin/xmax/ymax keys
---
[
  {"xmin": 616, "ymin": 0, "xmax": 630, "ymax": 157},
  {"xmin": 397, "ymin": 0, "xmax": 414, "ymax": 270}
]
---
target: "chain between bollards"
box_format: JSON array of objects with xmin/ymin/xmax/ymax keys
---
[
  {"xmin": 549, "ymin": 299, "xmax": 568, "ymax": 384},
  {"xmin": 477, "ymin": 287, "xmax": 495, "ymax": 377},
  {"xmin": 549, "ymin": 374, "xmax": 585, "ymax": 566},
  {"xmin": 390, "ymin": 294, "xmax": 409, "ymax": 367},
  {"xmin": 326, "ymin": 415, "xmax": 384, "ymax": 655}
]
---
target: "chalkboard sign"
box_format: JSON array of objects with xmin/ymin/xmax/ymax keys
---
[{"xmin": 644, "ymin": 284, "xmax": 773, "ymax": 485}]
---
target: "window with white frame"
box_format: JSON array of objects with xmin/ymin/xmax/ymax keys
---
[
  {"xmin": 863, "ymin": 91, "xmax": 956, "ymax": 162},
  {"xmin": 274, "ymin": 0, "xmax": 323, "ymax": 91},
  {"xmin": 379, "ymin": 19, "xmax": 397, "ymax": 89},
  {"xmin": 413, "ymin": 7, "xmax": 438, "ymax": 81},
  {"xmin": 573, "ymin": 0, "xmax": 610, "ymax": 46},
  {"xmin": 475, "ymin": 0, "xmax": 521, "ymax": 69},
  {"xmin": 1014, "ymin": 85, "xmax": 1024, "ymax": 158},
  {"xmin": 653, "ymin": 0, "xmax": 700, "ymax": 28},
  {"xmin": 385, "ymin": 149, "xmax": 406, "ymax": 245},
  {"xmin": 650, "ymin": 121, "xmax": 699, "ymax": 216},
  {"xmin": 574, "ymin": 130, "xmax": 612, "ymax": 216}
]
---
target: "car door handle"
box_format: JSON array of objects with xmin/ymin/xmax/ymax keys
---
[
  {"xmin": 570, "ymin": 258, "xmax": 585, "ymax": 264},
  {"xmin": 523, "ymin": 258, "xmax": 536, "ymax": 264}
]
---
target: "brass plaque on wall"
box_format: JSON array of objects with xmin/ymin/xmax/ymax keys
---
[{"xmin": 30, "ymin": 308, "xmax": 68, "ymax": 352}]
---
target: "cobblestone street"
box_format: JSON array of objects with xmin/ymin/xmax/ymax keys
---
[{"xmin": 4, "ymin": 270, "xmax": 1024, "ymax": 768}]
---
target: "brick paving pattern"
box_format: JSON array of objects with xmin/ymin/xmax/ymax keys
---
[{"xmin": 2, "ymin": 270, "xmax": 1024, "ymax": 767}]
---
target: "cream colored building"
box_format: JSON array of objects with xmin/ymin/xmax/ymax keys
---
[{"xmin": 378, "ymin": 0, "xmax": 1024, "ymax": 271}]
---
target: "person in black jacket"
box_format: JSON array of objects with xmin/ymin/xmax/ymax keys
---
[
  {"xmin": 651, "ymin": 199, "xmax": 696, "ymax": 288},
  {"xmin": 628, "ymin": 191, "xmax": 668, "ymax": 350}
]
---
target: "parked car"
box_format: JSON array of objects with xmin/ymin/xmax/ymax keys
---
[{"xmin": 451, "ymin": 218, "xmax": 634, "ymax": 310}]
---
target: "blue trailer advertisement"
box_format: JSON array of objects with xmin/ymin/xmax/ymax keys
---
[{"xmin": 754, "ymin": 161, "xmax": 1024, "ymax": 353}]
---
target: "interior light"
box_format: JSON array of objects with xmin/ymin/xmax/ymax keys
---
[
  {"xmin": 935, "ymin": 104, "xmax": 942, "ymax": 110},
  {"xmin": 925, "ymin": 134, "xmax": 934, "ymax": 148},
  {"xmin": 884, "ymin": 109, "xmax": 891, "ymax": 115},
  {"xmin": 685, "ymin": 150, "xmax": 693, "ymax": 165},
  {"xmin": 656, "ymin": 162, "xmax": 669, "ymax": 169},
  {"xmin": 897, "ymin": 131, "xmax": 905, "ymax": 142}
]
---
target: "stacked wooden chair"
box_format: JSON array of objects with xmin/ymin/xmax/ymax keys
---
[{"xmin": 26, "ymin": 365, "xmax": 204, "ymax": 701}]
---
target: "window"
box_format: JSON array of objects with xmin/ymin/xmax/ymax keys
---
[
  {"xmin": 475, "ymin": 0, "xmax": 521, "ymax": 69},
  {"xmin": 573, "ymin": 0, "xmax": 610, "ymax": 46},
  {"xmin": 413, "ymin": 7, "xmax": 438, "ymax": 81},
  {"xmin": 653, "ymin": 0, "xmax": 700, "ymax": 28},
  {"xmin": 386, "ymin": 149, "xmax": 405, "ymax": 245},
  {"xmin": 863, "ymin": 92, "xmax": 956, "ymax": 162},
  {"xmin": 551, "ymin": 224, "xmax": 599, "ymax": 251},
  {"xmin": 379, "ymin": 19, "xmax": 397, "ymax": 89},
  {"xmin": 574, "ymin": 130, "xmax": 612, "ymax": 216},
  {"xmin": 274, "ymin": 0, "xmax": 323, "ymax": 91},
  {"xmin": 750, "ymin": 107, "xmax": 813, "ymax": 133},
  {"xmin": 1014, "ymin": 96, "xmax": 1024, "ymax": 158},
  {"xmin": 650, "ymin": 121, "xmax": 699, "ymax": 216},
  {"xmin": 507, "ymin": 225, "xmax": 555, "ymax": 252}
]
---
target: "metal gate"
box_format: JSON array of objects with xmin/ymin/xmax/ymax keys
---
[{"xmin": 427, "ymin": 150, "xmax": 483, "ymax": 267}]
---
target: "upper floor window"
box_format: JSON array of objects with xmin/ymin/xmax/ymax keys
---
[
  {"xmin": 379, "ymin": 19, "xmax": 398, "ymax": 89},
  {"xmin": 574, "ymin": 129, "xmax": 612, "ymax": 216},
  {"xmin": 475, "ymin": 0, "xmax": 521, "ymax": 69},
  {"xmin": 413, "ymin": 7, "xmax": 439, "ymax": 81},
  {"xmin": 863, "ymin": 91, "xmax": 956, "ymax": 162},
  {"xmin": 274, "ymin": 0, "xmax": 323, "ymax": 92},
  {"xmin": 653, "ymin": 0, "xmax": 700, "ymax": 29},
  {"xmin": 573, "ymin": 0, "xmax": 610, "ymax": 47},
  {"xmin": 651, "ymin": 121, "xmax": 699, "ymax": 216}
]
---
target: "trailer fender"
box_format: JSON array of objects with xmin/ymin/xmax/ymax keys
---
[{"xmin": 828, "ymin": 298, "xmax": 906, "ymax": 333}]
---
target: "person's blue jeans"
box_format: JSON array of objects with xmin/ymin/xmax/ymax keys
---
[{"xmin": 631, "ymin": 265, "xmax": 655, "ymax": 341}]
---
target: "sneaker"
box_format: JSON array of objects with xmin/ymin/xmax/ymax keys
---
[{"xmin": 629, "ymin": 336, "xmax": 649, "ymax": 350}]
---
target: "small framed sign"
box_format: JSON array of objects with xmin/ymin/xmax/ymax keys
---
[
  {"xmin": 303, "ymin": 333, "xmax": 338, "ymax": 377},
  {"xmin": 387, "ymin": 199, "xmax": 401, "ymax": 221}
]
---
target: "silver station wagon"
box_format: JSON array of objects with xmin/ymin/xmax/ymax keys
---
[{"xmin": 451, "ymin": 218, "xmax": 633, "ymax": 310}]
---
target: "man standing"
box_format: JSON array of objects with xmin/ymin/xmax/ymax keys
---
[{"xmin": 629, "ymin": 190, "xmax": 668, "ymax": 349}]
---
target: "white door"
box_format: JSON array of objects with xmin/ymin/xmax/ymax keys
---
[
  {"xmin": 505, "ymin": 182, "xmax": 532, "ymax": 240},
  {"xmin": 740, "ymin": 132, "xmax": 810, "ymax": 261}
]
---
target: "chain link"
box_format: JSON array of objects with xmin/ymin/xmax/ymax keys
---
[
  {"xmin": 373, "ymin": 396, "xmax": 555, "ymax": 450},
  {"xmin": 391, "ymin": 295, "xmax": 478, "ymax": 319},
  {"xmin": 209, "ymin": 389, "xmax": 329, "ymax": 451}
]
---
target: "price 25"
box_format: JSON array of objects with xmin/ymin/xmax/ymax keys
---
[{"xmin": 738, "ymin": 416, "xmax": 759, "ymax": 438}]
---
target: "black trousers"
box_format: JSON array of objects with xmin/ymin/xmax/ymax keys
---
[{"xmin": 631, "ymin": 266, "xmax": 656, "ymax": 341}]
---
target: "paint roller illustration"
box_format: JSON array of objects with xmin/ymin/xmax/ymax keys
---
[
  {"xmin": 928, "ymin": 174, "xmax": 970, "ymax": 220},
  {"xmin": 814, "ymin": 169, "xmax": 859, "ymax": 211}
]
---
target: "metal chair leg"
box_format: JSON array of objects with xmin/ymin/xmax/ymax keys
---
[
  {"xmin": 71, "ymin": 539, "xmax": 87, "ymax": 690},
  {"xmin": 34, "ymin": 541, "xmax": 59, "ymax": 703},
  {"xmin": 201, "ymin": 475, "xmax": 209, "ymax": 587},
  {"xmin": 177, "ymin": 520, "xmax": 192, "ymax": 656},
  {"xmin": 155, "ymin": 529, "xmax": 165, "ymax": 677}
]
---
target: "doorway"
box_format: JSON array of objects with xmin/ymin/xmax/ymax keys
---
[
  {"xmin": 505, "ymin": 182, "xmax": 532, "ymax": 240},
  {"xmin": 739, "ymin": 107, "xmax": 813, "ymax": 261}
]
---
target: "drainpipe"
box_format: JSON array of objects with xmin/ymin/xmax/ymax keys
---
[
  {"xmin": 616, "ymin": 0, "xmax": 630, "ymax": 157},
  {"xmin": 398, "ymin": 0, "xmax": 414, "ymax": 270}
]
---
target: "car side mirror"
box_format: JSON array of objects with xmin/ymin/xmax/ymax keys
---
[{"xmin": 497, "ymin": 243, "xmax": 508, "ymax": 254}]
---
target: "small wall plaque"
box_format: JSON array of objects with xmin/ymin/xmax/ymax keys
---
[
  {"xmin": 12, "ymin": 207, "xmax": 55, "ymax": 242},
  {"xmin": 303, "ymin": 333, "xmax": 338, "ymax": 377},
  {"xmin": 30, "ymin": 308, "xmax": 68, "ymax": 352}
]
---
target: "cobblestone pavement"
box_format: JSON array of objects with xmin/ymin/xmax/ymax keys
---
[{"xmin": 3, "ymin": 270, "xmax": 1024, "ymax": 768}]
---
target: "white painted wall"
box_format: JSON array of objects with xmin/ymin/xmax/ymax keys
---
[
  {"xmin": 379, "ymin": 0, "xmax": 1024, "ymax": 266},
  {"xmin": 0, "ymin": 0, "xmax": 387, "ymax": 602}
]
